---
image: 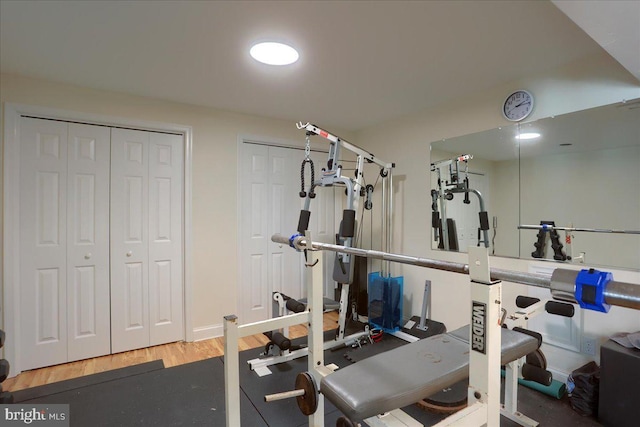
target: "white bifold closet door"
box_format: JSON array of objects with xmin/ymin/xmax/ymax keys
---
[
  {"xmin": 19, "ymin": 118, "xmax": 111, "ymax": 370},
  {"xmin": 110, "ymin": 128, "xmax": 183, "ymax": 353}
]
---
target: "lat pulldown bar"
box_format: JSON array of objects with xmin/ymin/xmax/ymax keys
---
[{"xmin": 274, "ymin": 234, "xmax": 640, "ymax": 311}]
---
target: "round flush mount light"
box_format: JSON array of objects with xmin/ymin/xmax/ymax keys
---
[
  {"xmin": 250, "ymin": 42, "xmax": 299, "ymax": 65},
  {"xmin": 515, "ymin": 132, "xmax": 541, "ymax": 140}
]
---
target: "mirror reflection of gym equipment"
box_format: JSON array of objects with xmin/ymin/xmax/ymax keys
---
[
  {"xmin": 519, "ymin": 222, "xmax": 640, "ymax": 264},
  {"xmin": 430, "ymin": 100, "xmax": 640, "ymax": 270},
  {"xmin": 430, "ymin": 154, "xmax": 490, "ymax": 252}
]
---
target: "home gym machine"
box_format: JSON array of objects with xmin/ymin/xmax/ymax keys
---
[
  {"xmin": 246, "ymin": 123, "xmax": 396, "ymax": 376},
  {"xmin": 296, "ymin": 122, "xmax": 395, "ymax": 323},
  {"xmin": 431, "ymin": 154, "xmax": 490, "ymax": 251},
  {"xmin": 222, "ymin": 233, "xmax": 640, "ymax": 426},
  {"xmin": 296, "ymin": 122, "xmax": 395, "ymax": 282}
]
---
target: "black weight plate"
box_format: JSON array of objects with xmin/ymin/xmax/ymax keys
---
[
  {"xmin": 526, "ymin": 349, "xmax": 547, "ymax": 370},
  {"xmin": 418, "ymin": 379, "xmax": 467, "ymax": 414},
  {"xmin": 295, "ymin": 371, "xmax": 318, "ymax": 416}
]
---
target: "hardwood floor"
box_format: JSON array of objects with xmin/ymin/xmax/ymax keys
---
[{"xmin": 4, "ymin": 311, "xmax": 340, "ymax": 392}]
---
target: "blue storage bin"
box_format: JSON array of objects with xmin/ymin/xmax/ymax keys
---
[{"xmin": 368, "ymin": 272, "xmax": 403, "ymax": 333}]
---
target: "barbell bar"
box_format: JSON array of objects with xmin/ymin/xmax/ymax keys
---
[
  {"xmin": 265, "ymin": 389, "xmax": 305, "ymax": 402},
  {"xmin": 271, "ymin": 234, "xmax": 640, "ymax": 311},
  {"xmin": 518, "ymin": 224, "xmax": 640, "ymax": 235}
]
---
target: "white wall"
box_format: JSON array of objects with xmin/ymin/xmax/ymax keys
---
[
  {"xmin": 356, "ymin": 52, "xmax": 640, "ymax": 379},
  {"xmin": 0, "ymin": 73, "xmax": 354, "ymax": 340}
]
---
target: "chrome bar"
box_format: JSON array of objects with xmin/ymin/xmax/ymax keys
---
[
  {"xmin": 272, "ymin": 234, "xmax": 640, "ymax": 310},
  {"xmin": 519, "ymin": 224, "xmax": 640, "ymax": 235}
]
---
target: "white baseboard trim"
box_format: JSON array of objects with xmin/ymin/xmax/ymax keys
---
[{"xmin": 193, "ymin": 323, "xmax": 223, "ymax": 341}]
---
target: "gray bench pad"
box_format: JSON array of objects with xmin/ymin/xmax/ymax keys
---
[{"xmin": 320, "ymin": 326, "xmax": 538, "ymax": 421}]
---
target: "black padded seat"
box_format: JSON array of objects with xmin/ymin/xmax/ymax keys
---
[{"xmin": 320, "ymin": 326, "xmax": 538, "ymax": 421}]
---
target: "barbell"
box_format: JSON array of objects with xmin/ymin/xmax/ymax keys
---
[{"xmin": 272, "ymin": 233, "xmax": 640, "ymax": 311}]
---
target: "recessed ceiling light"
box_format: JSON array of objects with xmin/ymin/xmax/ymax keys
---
[
  {"xmin": 515, "ymin": 132, "xmax": 541, "ymax": 140},
  {"xmin": 250, "ymin": 42, "xmax": 299, "ymax": 65}
]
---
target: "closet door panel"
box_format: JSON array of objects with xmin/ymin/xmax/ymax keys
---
[
  {"xmin": 67, "ymin": 123, "xmax": 111, "ymax": 361},
  {"xmin": 19, "ymin": 118, "xmax": 69, "ymax": 370},
  {"xmin": 239, "ymin": 144, "xmax": 270, "ymax": 323},
  {"xmin": 111, "ymin": 128, "xmax": 150, "ymax": 353},
  {"xmin": 148, "ymin": 133, "xmax": 184, "ymax": 346},
  {"xmin": 268, "ymin": 147, "xmax": 303, "ymax": 300}
]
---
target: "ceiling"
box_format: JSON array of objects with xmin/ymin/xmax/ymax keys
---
[{"xmin": 1, "ymin": 1, "xmax": 638, "ymax": 132}]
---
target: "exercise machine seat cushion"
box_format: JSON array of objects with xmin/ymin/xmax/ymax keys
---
[{"xmin": 320, "ymin": 326, "xmax": 538, "ymax": 421}]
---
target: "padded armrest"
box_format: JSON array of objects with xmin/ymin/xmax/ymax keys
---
[{"xmin": 320, "ymin": 326, "xmax": 538, "ymax": 421}]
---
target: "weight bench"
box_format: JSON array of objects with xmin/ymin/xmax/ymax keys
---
[{"xmin": 321, "ymin": 325, "xmax": 539, "ymax": 422}]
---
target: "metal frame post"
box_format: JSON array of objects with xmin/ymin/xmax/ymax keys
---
[
  {"xmin": 223, "ymin": 315, "xmax": 241, "ymax": 427},
  {"xmin": 434, "ymin": 246, "xmax": 501, "ymax": 426},
  {"xmin": 306, "ymin": 233, "xmax": 325, "ymax": 427},
  {"xmin": 468, "ymin": 246, "xmax": 501, "ymax": 426},
  {"xmin": 502, "ymin": 358, "xmax": 539, "ymax": 427},
  {"xmin": 416, "ymin": 280, "xmax": 431, "ymax": 331},
  {"xmin": 224, "ymin": 232, "xmax": 332, "ymax": 426}
]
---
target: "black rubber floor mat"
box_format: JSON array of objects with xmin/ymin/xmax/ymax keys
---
[
  {"xmin": 12, "ymin": 359, "xmax": 165, "ymax": 403},
  {"xmin": 344, "ymin": 334, "xmax": 406, "ymax": 363},
  {"xmin": 15, "ymin": 358, "xmax": 267, "ymax": 427}
]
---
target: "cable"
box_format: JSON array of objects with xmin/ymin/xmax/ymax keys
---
[
  {"xmin": 492, "ymin": 216, "xmax": 497, "ymax": 255},
  {"xmin": 355, "ymin": 166, "xmax": 382, "ymax": 251}
]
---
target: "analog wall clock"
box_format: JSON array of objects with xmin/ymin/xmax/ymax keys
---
[{"xmin": 502, "ymin": 90, "xmax": 534, "ymax": 122}]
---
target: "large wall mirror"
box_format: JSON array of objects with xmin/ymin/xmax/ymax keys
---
[{"xmin": 430, "ymin": 99, "xmax": 640, "ymax": 271}]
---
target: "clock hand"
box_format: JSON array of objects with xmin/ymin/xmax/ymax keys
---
[{"xmin": 514, "ymin": 100, "xmax": 531, "ymax": 108}]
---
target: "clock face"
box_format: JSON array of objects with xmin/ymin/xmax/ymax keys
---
[{"xmin": 503, "ymin": 90, "xmax": 534, "ymax": 121}]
